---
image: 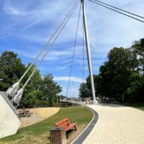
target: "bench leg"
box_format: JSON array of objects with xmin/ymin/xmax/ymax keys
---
[
  {"xmin": 74, "ymin": 126, "xmax": 77, "ymax": 131},
  {"xmin": 66, "ymin": 126, "xmax": 77, "ymax": 139},
  {"xmin": 66, "ymin": 133, "xmax": 68, "ymax": 139}
]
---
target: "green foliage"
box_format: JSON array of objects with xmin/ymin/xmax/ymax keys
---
[
  {"xmin": 0, "ymin": 51, "xmax": 62, "ymax": 108},
  {"xmin": 126, "ymin": 38, "xmax": 144, "ymax": 102},
  {"xmin": 0, "ymin": 51, "xmax": 25, "ymax": 91},
  {"xmin": 99, "ymin": 39, "xmax": 144, "ymax": 103},
  {"xmin": 79, "ymin": 75, "xmax": 101, "ymax": 99},
  {"xmin": 86, "ymin": 75, "xmax": 101, "ymax": 97},
  {"xmin": 40, "ymin": 74, "xmax": 62, "ymax": 107},
  {"xmin": 130, "ymin": 38, "xmax": 144, "ymax": 73},
  {"xmin": 99, "ymin": 47, "xmax": 132, "ymax": 102},
  {"xmin": 79, "ymin": 38, "xmax": 144, "ymax": 103},
  {"xmin": 20, "ymin": 72, "xmax": 62, "ymax": 108},
  {"xmin": 20, "ymin": 63, "xmax": 43, "ymax": 108},
  {"xmin": 79, "ymin": 82, "xmax": 89, "ymax": 98}
]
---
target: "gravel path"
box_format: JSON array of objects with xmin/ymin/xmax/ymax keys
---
[{"xmin": 19, "ymin": 107, "xmax": 59, "ymax": 128}]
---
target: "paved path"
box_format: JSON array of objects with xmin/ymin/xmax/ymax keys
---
[{"xmin": 82, "ymin": 104, "xmax": 144, "ymax": 144}]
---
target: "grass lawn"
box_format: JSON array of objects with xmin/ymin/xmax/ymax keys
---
[
  {"xmin": 0, "ymin": 106, "xmax": 93, "ymax": 144},
  {"xmin": 125, "ymin": 103, "xmax": 144, "ymax": 111}
]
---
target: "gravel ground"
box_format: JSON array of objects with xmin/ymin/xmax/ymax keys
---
[{"xmin": 19, "ymin": 107, "xmax": 60, "ymax": 128}]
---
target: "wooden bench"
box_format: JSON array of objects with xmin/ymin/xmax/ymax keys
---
[
  {"xmin": 54, "ymin": 117, "xmax": 77, "ymax": 138},
  {"xmin": 18, "ymin": 109, "xmax": 32, "ymax": 117}
]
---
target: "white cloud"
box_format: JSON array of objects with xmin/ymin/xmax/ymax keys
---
[
  {"xmin": 54, "ymin": 76, "xmax": 85, "ymax": 83},
  {"xmin": 4, "ymin": 2, "xmax": 27, "ymax": 16}
]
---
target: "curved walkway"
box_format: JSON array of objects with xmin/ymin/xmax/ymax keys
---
[
  {"xmin": 82, "ymin": 104, "xmax": 144, "ymax": 144},
  {"xmin": 72, "ymin": 107, "xmax": 99, "ymax": 144}
]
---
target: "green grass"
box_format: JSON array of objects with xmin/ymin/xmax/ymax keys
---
[
  {"xmin": 0, "ymin": 106, "xmax": 93, "ymax": 144},
  {"xmin": 125, "ymin": 103, "xmax": 144, "ymax": 111}
]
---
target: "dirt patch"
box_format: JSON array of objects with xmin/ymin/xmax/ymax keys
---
[{"xmin": 19, "ymin": 107, "xmax": 59, "ymax": 128}]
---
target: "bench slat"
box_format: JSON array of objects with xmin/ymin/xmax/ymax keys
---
[
  {"xmin": 54, "ymin": 118, "xmax": 77, "ymax": 139},
  {"xmin": 56, "ymin": 122, "xmax": 69, "ymax": 128},
  {"xmin": 65, "ymin": 123, "xmax": 77, "ymax": 131},
  {"xmin": 55, "ymin": 118, "xmax": 69, "ymax": 127}
]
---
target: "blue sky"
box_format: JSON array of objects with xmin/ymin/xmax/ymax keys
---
[{"xmin": 0, "ymin": 0, "xmax": 144, "ymax": 97}]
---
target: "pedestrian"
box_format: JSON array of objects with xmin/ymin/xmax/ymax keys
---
[
  {"xmin": 103, "ymin": 96, "xmax": 106, "ymax": 103},
  {"xmin": 106, "ymin": 97, "xmax": 109, "ymax": 104}
]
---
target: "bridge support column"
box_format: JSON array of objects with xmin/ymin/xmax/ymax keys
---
[{"xmin": 81, "ymin": 0, "xmax": 98, "ymax": 104}]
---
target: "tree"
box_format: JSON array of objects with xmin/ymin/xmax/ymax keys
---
[
  {"xmin": 40, "ymin": 74, "xmax": 62, "ymax": 107},
  {"xmin": 126, "ymin": 72, "xmax": 144, "ymax": 102},
  {"xmin": 79, "ymin": 74, "xmax": 100, "ymax": 100},
  {"xmin": 20, "ymin": 63, "xmax": 43, "ymax": 108},
  {"xmin": 99, "ymin": 47, "xmax": 132, "ymax": 102},
  {"xmin": 0, "ymin": 51, "xmax": 63, "ymax": 107},
  {"xmin": 126, "ymin": 38, "xmax": 144, "ymax": 102},
  {"xmin": 86, "ymin": 75, "xmax": 101, "ymax": 98},
  {"xmin": 79, "ymin": 82, "xmax": 90, "ymax": 98},
  {"xmin": 79, "ymin": 38, "xmax": 144, "ymax": 103},
  {"xmin": 0, "ymin": 51, "xmax": 25, "ymax": 91},
  {"xmin": 130, "ymin": 38, "xmax": 144, "ymax": 74}
]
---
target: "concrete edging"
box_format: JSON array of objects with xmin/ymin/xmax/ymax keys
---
[{"xmin": 71, "ymin": 105, "xmax": 99, "ymax": 144}]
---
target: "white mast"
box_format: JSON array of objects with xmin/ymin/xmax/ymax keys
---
[{"xmin": 81, "ymin": 0, "xmax": 97, "ymax": 104}]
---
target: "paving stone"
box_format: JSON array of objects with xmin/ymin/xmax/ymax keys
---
[{"xmin": 83, "ymin": 104, "xmax": 144, "ymax": 144}]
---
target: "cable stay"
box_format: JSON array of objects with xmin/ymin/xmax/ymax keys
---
[
  {"xmin": 89, "ymin": 0, "xmax": 144, "ymax": 23},
  {"xmin": 6, "ymin": 0, "xmax": 143, "ymax": 105},
  {"xmin": 66, "ymin": 4, "xmax": 82, "ymax": 98},
  {"xmin": 92, "ymin": 0, "xmax": 144, "ymax": 20},
  {"xmin": 7, "ymin": 0, "xmax": 80, "ymax": 106}
]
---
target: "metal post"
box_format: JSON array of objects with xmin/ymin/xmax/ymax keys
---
[{"xmin": 81, "ymin": 0, "xmax": 97, "ymax": 104}]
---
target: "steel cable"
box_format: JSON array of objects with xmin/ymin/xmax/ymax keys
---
[
  {"xmin": 89, "ymin": 0, "xmax": 144, "ymax": 23},
  {"xmin": 23, "ymin": 0, "xmax": 80, "ymax": 89},
  {"xmin": 19, "ymin": 0, "xmax": 80, "ymax": 83},
  {"xmin": 66, "ymin": 4, "xmax": 82, "ymax": 97}
]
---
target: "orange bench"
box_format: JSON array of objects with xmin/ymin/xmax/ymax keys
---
[{"xmin": 54, "ymin": 117, "xmax": 77, "ymax": 138}]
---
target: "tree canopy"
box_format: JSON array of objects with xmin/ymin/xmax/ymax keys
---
[
  {"xmin": 40, "ymin": 74, "xmax": 62, "ymax": 107},
  {"xmin": 1, "ymin": 38, "xmax": 144, "ymax": 106},
  {"xmin": 0, "ymin": 51, "xmax": 25, "ymax": 91},
  {"xmin": 79, "ymin": 38, "xmax": 144, "ymax": 103},
  {"xmin": 0, "ymin": 51, "xmax": 62, "ymax": 108}
]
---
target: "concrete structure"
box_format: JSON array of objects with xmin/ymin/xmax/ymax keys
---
[{"xmin": 0, "ymin": 92, "xmax": 20, "ymax": 139}]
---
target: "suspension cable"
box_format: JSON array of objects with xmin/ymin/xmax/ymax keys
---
[
  {"xmin": 23, "ymin": 1, "xmax": 80, "ymax": 89},
  {"xmin": 89, "ymin": 0, "xmax": 144, "ymax": 23},
  {"xmin": 93, "ymin": 0, "xmax": 144, "ymax": 20},
  {"xmin": 19, "ymin": 0, "xmax": 80, "ymax": 83},
  {"xmin": 66, "ymin": 4, "xmax": 82, "ymax": 97}
]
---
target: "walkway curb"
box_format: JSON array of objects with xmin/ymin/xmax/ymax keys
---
[{"xmin": 71, "ymin": 105, "xmax": 99, "ymax": 144}]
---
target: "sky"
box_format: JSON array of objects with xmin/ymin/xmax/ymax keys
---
[{"xmin": 0, "ymin": 0, "xmax": 144, "ymax": 98}]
